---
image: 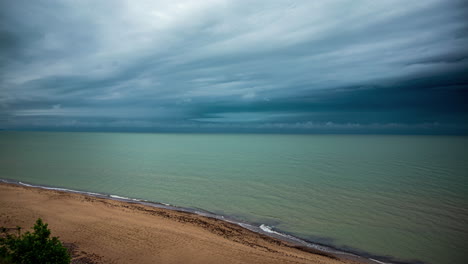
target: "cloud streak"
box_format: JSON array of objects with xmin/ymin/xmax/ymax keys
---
[{"xmin": 1, "ymin": 0, "xmax": 467, "ymax": 133}]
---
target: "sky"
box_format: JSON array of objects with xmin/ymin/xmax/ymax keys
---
[{"xmin": 1, "ymin": 0, "xmax": 467, "ymax": 134}]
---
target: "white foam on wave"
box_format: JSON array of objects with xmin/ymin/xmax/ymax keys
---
[
  {"xmin": 370, "ymin": 258, "xmax": 391, "ymax": 264},
  {"xmin": 43, "ymin": 186, "xmax": 101, "ymax": 196},
  {"xmin": 110, "ymin": 194, "xmax": 140, "ymax": 202},
  {"xmin": 260, "ymin": 224, "xmax": 284, "ymax": 236},
  {"xmin": 18, "ymin": 181, "xmax": 102, "ymax": 196},
  {"xmin": 19, "ymin": 181, "xmax": 34, "ymax": 187},
  {"xmin": 45, "ymin": 187, "xmax": 80, "ymax": 193},
  {"xmin": 258, "ymin": 224, "xmax": 358, "ymax": 257},
  {"xmin": 259, "ymin": 224, "xmax": 305, "ymax": 243},
  {"xmin": 194, "ymin": 210, "xmax": 212, "ymax": 217},
  {"xmin": 110, "ymin": 194, "xmax": 129, "ymax": 199},
  {"xmin": 238, "ymin": 223, "xmax": 254, "ymax": 229}
]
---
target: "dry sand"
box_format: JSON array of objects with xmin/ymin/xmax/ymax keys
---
[{"xmin": 0, "ymin": 183, "xmax": 365, "ymax": 264}]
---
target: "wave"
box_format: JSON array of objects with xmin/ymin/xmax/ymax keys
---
[
  {"xmin": 370, "ymin": 258, "xmax": 392, "ymax": 264},
  {"xmin": 18, "ymin": 181, "xmax": 102, "ymax": 196},
  {"xmin": 259, "ymin": 224, "xmax": 355, "ymax": 256},
  {"xmin": 260, "ymin": 224, "xmax": 280, "ymax": 234},
  {"xmin": 18, "ymin": 181, "xmax": 34, "ymax": 187},
  {"xmin": 109, "ymin": 194, "xmax": 141, "ymax": 202}
]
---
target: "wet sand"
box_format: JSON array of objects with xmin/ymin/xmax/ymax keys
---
[{"xmin": 0, "ymin": 183, "xmax": 365, "ymax": 264}]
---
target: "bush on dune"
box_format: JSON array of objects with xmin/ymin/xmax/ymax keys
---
[{"xmin": 0, "ymin": 218, "xmax": 70, "ymax": 264}]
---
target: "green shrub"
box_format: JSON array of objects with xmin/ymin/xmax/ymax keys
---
[{"xmin": 0, "ymin": 218, "xmax": 71, "ymax": 264}]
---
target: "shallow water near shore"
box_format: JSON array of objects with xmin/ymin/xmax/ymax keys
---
[{"xmin": 1, "ymin": 131, "xmax": 467, "ymax": 264}]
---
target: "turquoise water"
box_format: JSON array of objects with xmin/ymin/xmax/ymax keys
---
[{"xmin": 0, "ymin": 132, "xmax": 467, "ymax": 264}]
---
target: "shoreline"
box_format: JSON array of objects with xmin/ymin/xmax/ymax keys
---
[{"xmin": 1, "ymin": 180, "xmax": 384, "ymax": 264}]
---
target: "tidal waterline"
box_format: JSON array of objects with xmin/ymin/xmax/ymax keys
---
[{"xmin": 1, "ymin": 132, "xmax": 467, "ymax": 264}]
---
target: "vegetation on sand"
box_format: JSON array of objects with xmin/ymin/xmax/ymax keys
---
[{"xmin": 0, "ymin": 218, "xmax": 70, "ymax": 264}]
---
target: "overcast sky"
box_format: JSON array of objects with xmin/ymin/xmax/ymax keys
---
[{"xmin": 1, "ymin": 0, "xmax": 467, "ymax": 133}]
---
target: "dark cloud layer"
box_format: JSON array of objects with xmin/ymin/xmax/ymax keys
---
[{"xmin": 1, "ymin": 0, "xmax": 467, "ymax": 134}]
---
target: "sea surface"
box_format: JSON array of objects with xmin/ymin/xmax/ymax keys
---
[{"xmin": 0, "ymin": 132, "xmax": 467, "ymax": 264}]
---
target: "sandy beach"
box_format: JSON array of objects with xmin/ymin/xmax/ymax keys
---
[{"xmin": 0, "ymin": 182, "xmax": 367, "ymax": 264}]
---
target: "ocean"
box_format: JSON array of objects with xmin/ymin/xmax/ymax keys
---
[{"xmin": 0, "ymin": 131, "xmax": 466, "ymax": 264}]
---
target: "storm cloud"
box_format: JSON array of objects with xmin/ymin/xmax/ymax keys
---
[{"xmin": 1, "ymin": 0, "xmax": 467, "ymax": 133}]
